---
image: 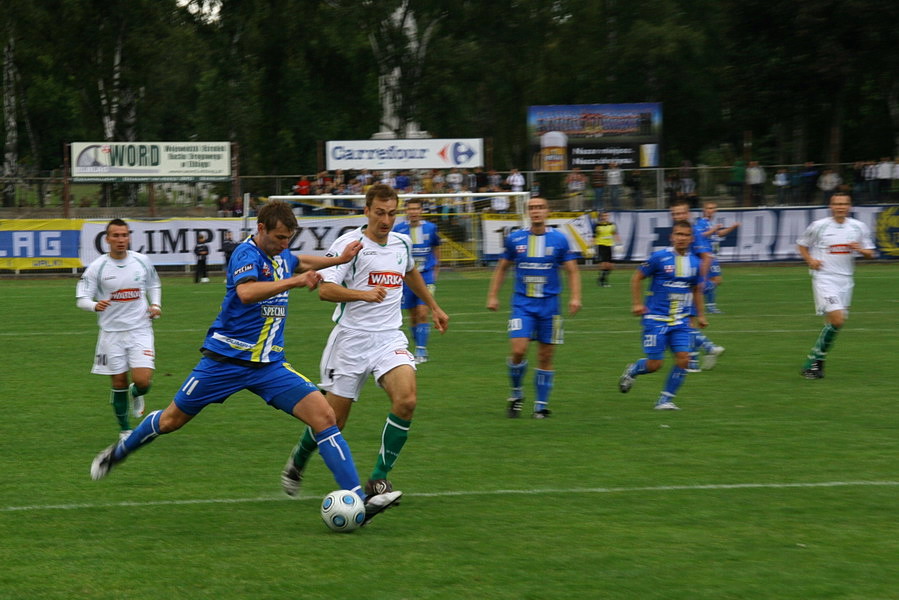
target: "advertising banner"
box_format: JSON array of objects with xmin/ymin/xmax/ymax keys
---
[
  {"xmin": 0, "ymin": 219, "xmax": 83, "ymax": 270},
  {"xmin": 325, "ymin": 139, "xmax": 484, "ymax": 171},
  {"xmin": 528, "ymin": 103, "xmax": 662, "ymax": 171},
  {"xmin": 71, "ymin": 142, "xmax": 231, "ymax": 182}
]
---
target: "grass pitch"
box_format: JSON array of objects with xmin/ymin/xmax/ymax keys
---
[{"xmin": 1, "ymin": 263, "xmax": 898, "ymax": 599}]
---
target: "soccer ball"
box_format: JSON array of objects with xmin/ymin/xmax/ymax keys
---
[{"xmin": 320, "ymin": 490, "xmax": 365, "ymax": 532}]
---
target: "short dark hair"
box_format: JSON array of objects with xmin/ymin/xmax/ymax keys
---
[
  {"xmin": 366, "ymin": 183, "xmax": 398, "ymax": 208},
  {"xmin": 105, "ymin": 218, "xmax": 128, "ymax": 234},
  {"xmin": 672, "ymin": 220, "xmax": 693, "ymax": 231},
  {"xmin": 404, "ymin": 197, "xmax": 423, "ymax": 208},
  {"xmin": 257, "ymin": 200, "xmax": 298, "ymax": 232}
]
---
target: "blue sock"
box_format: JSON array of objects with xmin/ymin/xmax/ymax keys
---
[
  {"xmin": 663, "ymin": 365, "xmax": 687, "ymax": 397},
  {"xmin": 534, "ymin": 369, "xmax": 554, "ymax": 411},
  {"xmin": 508, "ymin": 359, "xmax": 527, "ymax": 398},
  {"xmin": 414, "ymin": 323, "xmax": 430, "ymax": 348},
  {"xmin": 631, "ymin": 358, "xmax": 650, "ymax": 376},
  {"xmin": 705, "ymin": 284, "xmax": 717, "ymax": 306},
  {"xmin": 115, "ymin": 409, "xmax": 163, "ymax": 461},
  {"xmin": 315, "ymin": 425, "xmax": 364, "ymax": 499},
  {"xmin": 694, "ymin": 332, "xmax": 714, "ymax": 353}
]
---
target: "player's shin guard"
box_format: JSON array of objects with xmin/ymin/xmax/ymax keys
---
[
  {"xmin": 371, "ymin": 413, "xmax": 411, "ymax": 481},
  {"xmin": 704, "ymin": 281, "xmax": 717, "ymax": 306},
  {"xmin": 414, "ymin": 323, "xmax": 431, "ymax": 349},
  {"xmin": 663, "ymin": 365, "xmax": 687, "ymax": 397},
  {"xmin": 631, "ymin": 358, "xmax": 650, "ymax": 376},
  {"xmin": 315, "ymin": 425, "xmax": 363, "ymax": 497},
  {"xmin": 805, "ymin": 323, "xmax": 840, "ymax": 367},
  {"xmin": 508, "ymin": 359, "xmax": 528, "ymax": 398},
  {"xmin": 129, "ymin": 382, "xmax": 152, "ymax": 398},
  {"xmin": 111, "ymin": 388, "xmax": 130, "ymax": 430},
  {"xmin": 114, "ymin": 409, "xmax": 163, "ymax": 461},
  {"xmin": 534, "ymin": 369, "xmax": 554, "ymax": 411}
]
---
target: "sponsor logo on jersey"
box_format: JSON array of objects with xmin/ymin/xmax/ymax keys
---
[
  {"xmin": 664, "ymin": 264, "xmax": 675, "ymax": 273},
  {"xmin": 110, "ymin": 288, "xmax": 141, "ymax": 301},
  {"xmin": 261, "ymin": 305, "xmax": 287, "ymax": 318},
  {"xmin": 394, "ymin": 348, "xmax": 415, "ymax": 360},
  {"xmin": 368, "ymin": 271, "xmax": 404, "ymax": 287},
  {"xmin": 829, "ymin": 244, "xmax": 852, "ymax": 254},
  {"xmin": 233, "ymin": 264, "xmax": 253, "ymax": 276},
  {"xmin": 262, "ymin": 263, "xmax": 272, "ymax": 278}
]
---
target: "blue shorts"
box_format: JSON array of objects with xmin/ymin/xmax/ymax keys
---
[
  {"xmin": 174, "ymin": 356, "xmax": 320, "ymax": 416},
  {"xmin": 401, "ymin": 275, "xmax": 435, "ymax": 310},
  {"xmin": 710, "ymin": 259, "xmax": 721, "ymax": 277},
  {"xmin": 641, "ymin": 319, "xmax": 692, "ymax": 359},
  {"xmin": 508, "ymin": 295, "xmax": 563, "ymax": 344}
]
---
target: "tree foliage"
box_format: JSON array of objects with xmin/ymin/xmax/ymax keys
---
[{"xmin": 1, "ymin": 0, "xmax": 898, "ymax": 178}]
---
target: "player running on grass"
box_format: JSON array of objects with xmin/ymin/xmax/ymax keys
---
[
  {"xmin": 618, "ymin": 220, "xmax": 708, "ymax": 410},
  {"xmin": 90, "ymin": 200, "xmax": 401, "ymax": 525},
  {"xmin": 281, "ymin": 184, "xmax": 449, "ymax": 498}
]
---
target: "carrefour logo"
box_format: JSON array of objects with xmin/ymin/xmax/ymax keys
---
[{"xmin": 438, "ymin": 142, "xmax": 476, "ymax": 165}]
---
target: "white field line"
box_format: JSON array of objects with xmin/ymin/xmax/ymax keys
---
[{"xmin": 4, "ymin": 480, "xmax": 897, "ymax": 513}]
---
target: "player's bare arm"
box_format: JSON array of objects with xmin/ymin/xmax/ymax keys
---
[
  {"xmin": 299, "ymin": 240, "xmax": 362, "ymax": 271},
  {"xmin": 797, "ymin": 244, "xmax": 821, "ymax": 270},
  {"xmin": 630, "ymin": 270, "xmax": 647, "ymax": 316},
  {"xmin": 486, "ymin": 259, "xmax": 512, "ymax": 311},
  {"xmin": 318, "ymin": 281, "xmax": 387, "ymax": 304},
  {"xmin": 236, "ymin": 272, "xmax": 323, "ymax": 304},
  {"xmin": 563, "ymin": 259, "xmax": 582, "ymax": 315},
  {"xmin": 850, "ymin": 242, "xmax": 875, "ymax": 259},
  {"xmin": 692, "ymin": 285, "xmax": 708, "ymax": 328}
]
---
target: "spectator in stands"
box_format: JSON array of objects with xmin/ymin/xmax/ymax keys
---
[
  {"xmin": 773, "ymin": 168, "xmax": 790, "ymax": 205},
  {"xmin": 728, "ymin": 159, "xmax": 746, "ymax": 204},
  {"xmin": 800, "ymin": 162, "xmax": 819, "ymax": 204},
  {"xmin": 625, "ymin": 169, "xmax": 644, "ymax": 209},
  {"xmin": 746, "ymin": 160, "xmax": 766, "ymax": 205},
  {"xmin": 565, "ymin": 167, "xmax": 588, "ymax": 212},
  {"xmin": 506, "ymin": 168, "xmax": 525, "ymax": 193},
  {"xmin": 394, "ymin": 170, "xmax": 411, "ymax": 193},
  {"xmin": 817, "ymin": 168, "xmax": 842, "ymax": 203},
  {"xmin": 194, "ymin": 233, "xmax": 210, "ymax": 284},
  {"xmin": 606, "ymin": 162, "xmax": 623, "ymax": 210},
  {"xmin": 446, "ymin": 168, "xmax": 464, "ymax": 192},
  {"xmin": 590, "ymin": 164, "xmax": 606, "ymax": 213},
  {"xmin": 222, "ymin": 231, "xmax": 238, "ymax": 269},
  {"xmin": 876, "ymin": 157, "xmax": 894, "ymax": 202}
]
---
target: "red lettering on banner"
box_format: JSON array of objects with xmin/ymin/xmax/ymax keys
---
[{"xmin": 368, "ymin": 271, "xmax": 404, "ymax": 287}]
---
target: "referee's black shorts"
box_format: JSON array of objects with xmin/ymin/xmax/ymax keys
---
[{"xmin": 595, "ymin": 245, "xmax": 613, "ymax": 263}]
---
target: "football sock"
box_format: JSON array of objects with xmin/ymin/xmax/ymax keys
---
[
  {"xmin": 370, "ymin": 413, "xmax": 411, "ymax": 481},
  {"xmin": 804, "ymin": 323, "xmax": 839, "ymax": 368},
  {"xmin": 129, "ymin": 382, "xmax": 151, "ymax": 397},
  {"xmin": 704, "ymin": 283, "xmax": 717, "ymax": 307},
  {"xmin": 534, "ymin": 369, "xmax": 554, "ymax": 411},
  {"xmin": 292, "ymin": 426, "xmax": 320, "ymax": 470},
  {"xmin": 315, "ymin": 425, "xmax": 363, "ymax": 497},
  {"xmin": 663, "ymin": 365, "xmax": 687, "ymax": 396},
  {"xmin": 111, "ymin": 388, "xmax": 130, "ymax": 430},
  {"xmin": 694, "ymin": 332, "xmax": 715, "ymax": 353},
  {"xmin": 114, "ymin": 409, "xmax": 163, "ymax": 461},
  {"xmin": 414, "ymin": 323, "xmax": 431, "ymax": 349},
  {"xmin": 631, "ymin": 358, "xmax": 650, "ymax": 376},
  {"xmin": 508, "ymin": 359, "xmax": 528, "ymax": 398},
  {"xmin": 600, "ymin": 270, "xmax": 609, "ymax": 283}
]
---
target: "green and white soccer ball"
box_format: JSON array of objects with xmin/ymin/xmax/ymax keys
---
[{"xmin": 320, "ymin": 490, "xmax": 365, "ymax": 532}]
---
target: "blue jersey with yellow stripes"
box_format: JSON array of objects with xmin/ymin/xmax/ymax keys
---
[
  {"xmin": 202, "ymin": 237, "xmax": 298, "ymax": 363},
  {"xmin": 638, "ymin": 246, "xmax": 701, "ymax": 325},
  {"xmin": 503, "ymin": 227, "xmax": 576, "ymax": 299},
  {"xmin": 393, "ymin": 220, "xmax": 440, "ymax": 284}
]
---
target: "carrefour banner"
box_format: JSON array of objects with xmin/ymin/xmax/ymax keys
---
[
  {"xmin": 325, "ymin": 139, "xmax": 483, "ymax": 170},
  {"xmin": 528, "ymin": 103, "xmax": 662, "ymax": 171},
  {"xmin": 71, "ymin": 142, "xmax": 231, "ymax": 182},
  {"xmin": 0, "ymin": 220, "xmax": 83, "ymax": 270},
  {"xmin": 481, "ymin": 205, "xmax": 899, "ymax": 262}
]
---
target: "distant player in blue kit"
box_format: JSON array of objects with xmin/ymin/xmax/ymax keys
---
[
  {"xmin": 618, "ymin": 220, "xmax": 708, "ymax": 410},
  {"xmin": 670, "ymin": 201, "xmax": 725, "ymax": 371},
  {"xmin": 487, "ymin": 196, "xmax": 582, "ymax": 418},
  {"xmin": 90, "ymin": 200, "xmax": 402, "ymax": 525},
  {"xmin": 694, "ymin": 200, "xmax": 740, "ymax": 313},
  {"xmin": 393, "ymin": 197, "xmax": 441, "ymax": 363}
]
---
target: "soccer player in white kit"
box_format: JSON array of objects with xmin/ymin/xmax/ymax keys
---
[
  {"xmin": 76, "ymin": 219, "xmax": 162, "ymax": 438},
  {"xmin": 282, "ymin": 184, "xmax": 449, "ymax": 497},
  {"xmin": 797, "ymin": 192, "xmax": 875, "ymax": 379}
]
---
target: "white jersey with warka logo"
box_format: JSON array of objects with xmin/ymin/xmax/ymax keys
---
[
  {"xmin": 76, "ymin": 250, "xmax": 161, "ymax": 332},
  {"xmin": 320, "ymin": 226, "xmax": 413, "ymax": 332},
  {"xmin": 797, "ymin": 216, "xmax": 874, "ymax": 278}
]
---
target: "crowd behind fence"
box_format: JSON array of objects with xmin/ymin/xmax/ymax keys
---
[{"xmin": 2, "ymin": 160, "xmax": 899, "ymax": 218}]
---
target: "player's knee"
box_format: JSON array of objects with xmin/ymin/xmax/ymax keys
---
[
  {"xmin": 391, "ymin": 394, "xmax": 417, "ymax": 420},
  {"xmin": 646, "ymin": 359, "xmax": 663, "ymax": 372}
]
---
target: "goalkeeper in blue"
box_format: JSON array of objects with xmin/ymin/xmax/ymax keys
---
[
  {"xmin": 618, "ymin": 220, "xmax": 709, "ymax": 410},
  {"xmin": 393, "ymin": 197, "xmax": 441, "ymax": 363},
  {"xmin": 487, "ymin": 196, "xmax": 582, "ymax": 418},
  {"xmin": 90, "ymin": 200, "xmax": 401, "ymax": 525}
]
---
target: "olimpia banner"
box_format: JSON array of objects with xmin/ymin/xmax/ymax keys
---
[
  {"xmin": 2, "ymin": 206, "xmax": 897, "ymax": 270},
  {"xmin": 70, "ymin": 142, "xmax": 231, "ymax": 182}
]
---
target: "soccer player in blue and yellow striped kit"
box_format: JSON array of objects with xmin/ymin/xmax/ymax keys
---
[{"xmin": 487, "ymin": 196, "xmax": 582, "ymax": 418}]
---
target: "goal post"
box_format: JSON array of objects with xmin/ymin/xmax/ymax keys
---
[{"xmin": 268, "ymin": 191, "xmax": 532, "ymax": 266}]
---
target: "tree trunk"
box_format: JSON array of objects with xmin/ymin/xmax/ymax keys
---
[{"xmin": 2, "ymin": 34, "xmax": 18, "ymax": 207}]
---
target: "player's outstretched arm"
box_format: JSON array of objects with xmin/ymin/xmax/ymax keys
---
[
  {"xmin": 236, "ymin": 272, "xmax": 323, "ymax": 304},
  {"xmin": 318, "ymin": 281, "xmax": 386, "ymax": 304},
  {"xmin": 298, "ymin": 240, "xmax": 362, "ymax": 271}
]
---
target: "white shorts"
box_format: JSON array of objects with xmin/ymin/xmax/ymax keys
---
[
  {"xmin": 91, "ymin": 327, "xmax": 156, "ymax": 375},
  {"xmin": 319, "ymin": 327, "xmax": 415, "ymax": 399},
  {"xmin": 812, "ymin": 274, "xmax": 853, "ymax": 316}
]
